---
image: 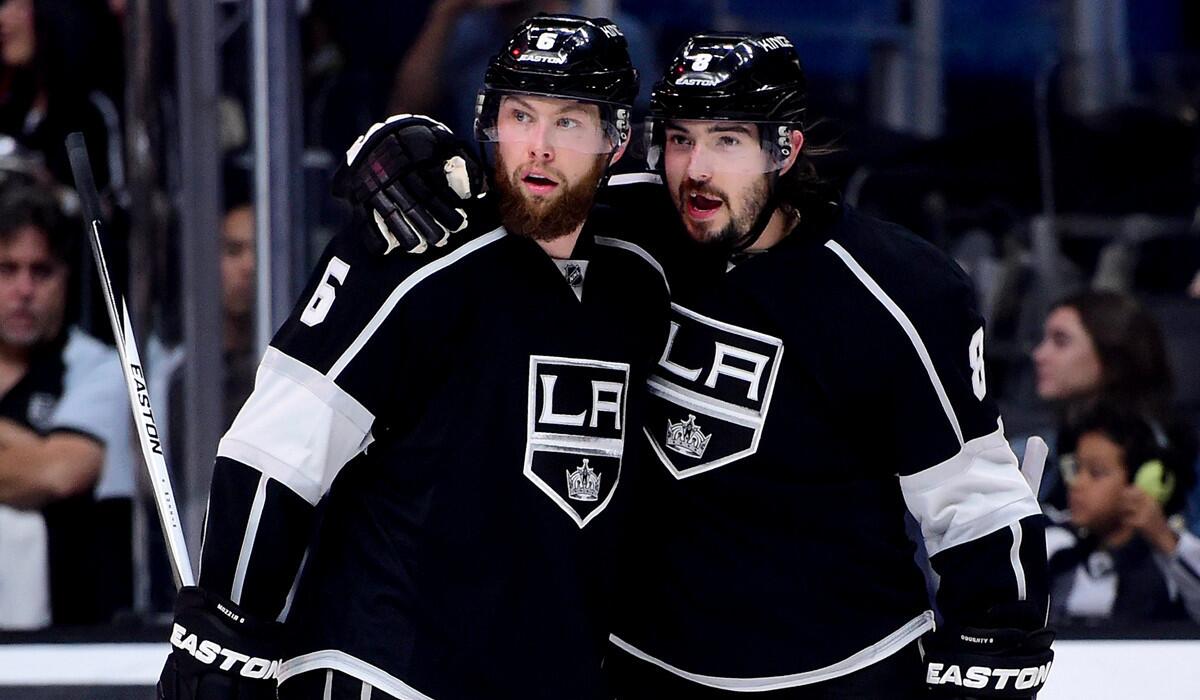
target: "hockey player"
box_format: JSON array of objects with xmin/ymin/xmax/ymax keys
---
[
  {"xmin": 330, "ymin": 27, "xmax": 1056, "ymax": 700},
  {"xmin": 603, "ymin": 33, "xmax": 1055, "ymax": 698},
  {"xmin": 156, "ymin": 14, "xmax": 669, "ymax": 700}
]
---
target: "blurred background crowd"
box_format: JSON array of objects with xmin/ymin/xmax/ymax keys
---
[{"xmin": 0, "ymin": 0, "xmax": 1197, "ymax": 640}]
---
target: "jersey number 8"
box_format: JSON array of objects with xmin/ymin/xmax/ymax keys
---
[{"xmin": 969, "ymin": 327, "xmax": 986, "ymax": 400}]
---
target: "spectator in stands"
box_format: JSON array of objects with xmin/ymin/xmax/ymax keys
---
[
  {"xmin": 1032, "ymin": 290, "xmax": 1198, "ymax": 517},
  {"xmin": 389, "ymin": 0, "xmax": 654, "ymax": 139},
  {"xmin": 0, "ymin": 184, "xmax": 133, "ymax": 629},
  {"xmin": 1047, "ymin": 403, "xmax": 1200, "ymax": 624},
  {"xmin": 0, "ymin": 0, "xmax": 124, "ymax": 191},
  {"xmin": 220, "ymin": 198, "xmax": 256, "ymax": 426}
]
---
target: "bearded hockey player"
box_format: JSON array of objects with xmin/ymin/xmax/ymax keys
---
[
  {"xmin": 156, "ymin": 14, "xmax": 668, "ymax": 700},
  {"xmin": 604, "ymin": 33, "xmax": 1054, "ymax": 699}
]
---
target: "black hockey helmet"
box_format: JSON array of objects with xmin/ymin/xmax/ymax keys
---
[
  {"xmin": 475, "ymin": 14, "xmax": 637, "ymax": 154},
  {"xmin": 646, "ymin": 32, "xmax": 807, "ymax": 171}
]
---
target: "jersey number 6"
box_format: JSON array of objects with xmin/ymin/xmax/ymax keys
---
[{"xmin": 301, "ymin": 256, "xmax": 350, "ymax": 327}]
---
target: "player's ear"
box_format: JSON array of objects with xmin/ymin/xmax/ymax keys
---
[{"xmin": 777, "ymin": 129, "xmax": 805, "ymax": 176}]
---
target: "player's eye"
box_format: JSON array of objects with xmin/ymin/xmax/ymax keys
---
[
  {"xmin": 716, "ymin": 135, "xmax": 742, "ymax": 148},
  {"xmin": 668, "ymin": 134, "xmax": 692, "ymax": 147},
  {"xmin": 0, "ymin": 263, "xmax": 15, "ymax": 277},
  {"xmin": 556, "ymin": 117, "xmax": 580, "ymax": 130},
  {"xmin": 512, "ymin": 109, "xmax": 532, "ymax": 124}
]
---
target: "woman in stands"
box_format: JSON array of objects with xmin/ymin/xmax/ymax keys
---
[
  {"xmin": 1032, "ymin": 290, "xmax": 1197, "ymax": 522},
  {"xmin": 0, "ymin": 0, "xmax": 123, "ymax": 190}
]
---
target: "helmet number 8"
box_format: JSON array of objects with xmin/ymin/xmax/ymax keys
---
[
  {"xmin": 536, "ymin": 32, "xmax": 557, "ymax": 50},
  {"xmin": 691, "ymin": 53, "xmax": 713, "ymax": 71}
]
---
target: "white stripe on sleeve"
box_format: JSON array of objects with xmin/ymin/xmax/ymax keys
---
[
  {"xmin": 824, "ymin": 240, "xmax": 963, "ymax": 445},
  {"xmin": 900, "ymin": 421, "xmax": 1042, "ymax": 557},
  {"xmin": 330, "ymin": 229, "xmax": 505, "ymax": 379},
  {"xmin": 229, "ymin": 473, "xmax": 268, "ymax": 604},
  {"xmin": 1009, "ymin": 521, "xmax": 1027, "ymax": 601},
  {"xmin": 218, "ymin": 348, "xmax": 375, "ymax": 505}
]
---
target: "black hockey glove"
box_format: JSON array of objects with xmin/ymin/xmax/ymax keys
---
[
  {"xmin": 332, "ymin": 114, "xmax": 490, "ymax": 255},
  {"xmin": 922, "ymin": 605, "xmax": 1055, "ymax": 699},
  {"xmin": 158, "ymin": 586, "xmax": 283, "ymax": 700}
]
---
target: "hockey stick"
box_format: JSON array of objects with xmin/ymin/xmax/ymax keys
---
[
  {"xmin": 65, "ymin": 132, "xmax": 196, "ymax": 588},
  {"xmin": 1021, "ymin": 435, "xmax": 1049, "ymax": 501}
]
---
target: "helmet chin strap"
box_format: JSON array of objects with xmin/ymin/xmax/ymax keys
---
[{"xmin": 726, "ymin": 170, "xmax": 781, "ymax": 257}]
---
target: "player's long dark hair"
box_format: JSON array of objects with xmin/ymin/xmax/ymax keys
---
[
  {"xmin": 775, "ymin": 118, "xmax": 842, "ymax": 221},
  {"xmin": 0, "ymin": 0, "xmax": 122, "ymax": 118}
]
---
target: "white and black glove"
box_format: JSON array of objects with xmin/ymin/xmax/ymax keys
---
[
  {"xmin": 332, "ymin": 114, "xmax": 490, "ymax": 255},
  {"xmin": 922, "ymin": 604, "xmax": 1055, "ymax": 699},
  {"xmin": 157, "ymin": 586, "xmax": 282, "ymax": 700}
]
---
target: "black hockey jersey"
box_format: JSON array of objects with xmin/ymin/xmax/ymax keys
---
[
  {"xmin": 610, "ymin": 203, "xmax": 1048, "ymax": 691},
  {"xmin": 197, "ymin": 223, "xmax": 669, "ymax": 699}
]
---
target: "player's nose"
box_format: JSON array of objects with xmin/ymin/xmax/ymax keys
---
[
  {"xmin": 685, "ymin": 150, "xmax": 713, "ymax": 181},
  {"xmin": 528, "ymin": 125, "xmax": 554, "ymax": 162}
]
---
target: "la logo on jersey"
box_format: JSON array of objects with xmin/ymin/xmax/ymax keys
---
[
  {"xmin": 525, "ymin": 355, "xmax": 629, "ymax": 527},
  {"xmin": 647, "ymin": 303, "xmax": 783, "ymax": 479}
]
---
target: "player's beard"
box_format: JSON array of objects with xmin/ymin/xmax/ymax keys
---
[
  {"xmin": 494, "ymin": 150, "xmax": 606, "ymax": 243},
  {"xmin": 677, "ymin": 175, "xmax": 769, "ymax": 249}
]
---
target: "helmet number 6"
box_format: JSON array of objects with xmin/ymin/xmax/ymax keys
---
[{"xmin": 536, "ymin": 32, "xmax": 557, "ymax": 50}]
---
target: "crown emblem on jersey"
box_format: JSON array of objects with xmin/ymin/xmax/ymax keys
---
[
  {"xmin": 566, "ymin": 459, "xmax": 601, "ymax": 502},
  {"xmin": 666, "ymin": 414, "xmax": 711, "ymax": 459}
]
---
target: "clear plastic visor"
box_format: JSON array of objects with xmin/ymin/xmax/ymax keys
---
[
  {"xmin": 476, "ymin": 89, "xmax": 627, "ymax": 155},
  {"xmin": 645, "ymin": 117, "xmax": 793, "ymax": 174}
]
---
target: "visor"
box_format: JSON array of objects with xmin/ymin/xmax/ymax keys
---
[
  {"xmin": 475, "ymin": 89, "xmax": 629, "ymax": 155},
  {"xmin": 644, "ymin": 116, "xmax": 796, "ymax": 174}
]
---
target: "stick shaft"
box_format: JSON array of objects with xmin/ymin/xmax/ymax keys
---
[{"xmin": 67, "ymin": 133, "xmax": 195, "ymax": 588}]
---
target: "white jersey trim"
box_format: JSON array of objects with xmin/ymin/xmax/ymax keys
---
[
  {"xmin": 229, "ymin": 473, "xmax": 268, "ymax": 604},
  {"xmin": 594, "ymin": 235, "xmax": 670, "ymax": 294},
  {"xmin": 609, "ymin": 611, "xmax": 934, "ymax": 691},
  {"xmin": 607, "ymin": 172, "xmax": 662, "ymax": 187},
  {"xmin": 900, "ymin": 421, "xmax": 1042, "ymax": 557},
  {"xmin": 1010, "ymin": 521, "xmax": 1028, "ymax": 601},
  {"xmin": 279, "ymin": 650, "xmax": 435, "ymax": 700},
  {"xmin": 824, "ymin": 239, "xmax": 964, "ymax": 445},
  {"xmin": 330, "ymin": 229, "xmax": 506, "ymax": 379},
  {"xmin": 218, "ymin": 348, "xmax": 376, "ymax": 505}
]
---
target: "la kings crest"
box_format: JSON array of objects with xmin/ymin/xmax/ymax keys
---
[
  {"xmin": 647, "ymin": 303, "xmax": 783, "ymax": 479},
  {"xmin": 525, "ymin": 355, "xmax": 630, "ymax": 527}
]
